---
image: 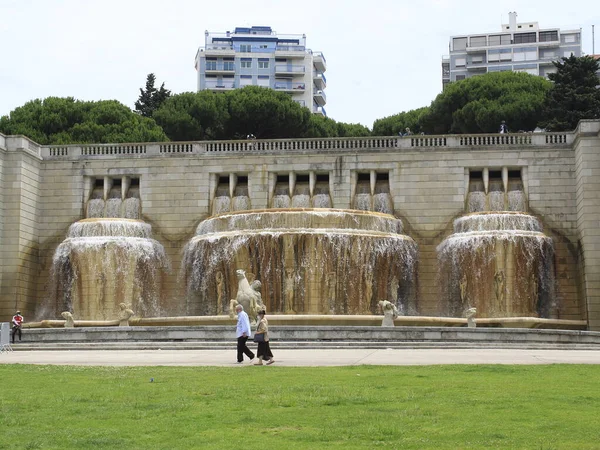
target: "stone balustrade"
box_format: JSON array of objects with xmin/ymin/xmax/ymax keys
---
[{"xmin": 27, "ymin": 131, "xmax": 575, "ymax": 160}]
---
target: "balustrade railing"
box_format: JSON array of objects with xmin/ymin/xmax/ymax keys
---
[{"xmin": 38, "ymin": 131, "xmax": 574, "ymax": 159}]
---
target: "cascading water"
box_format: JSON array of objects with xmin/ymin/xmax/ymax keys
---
[
  {"xmin": 181, "ymin": 209, "xmax": 418, "ymax": 317},
  {"xmin": 437, "ymin": 212, "xmax": 555, "ymax": 318},
  {"xmin": 49, "ymin": 218, "xmax": 170, "ymax": 320}
]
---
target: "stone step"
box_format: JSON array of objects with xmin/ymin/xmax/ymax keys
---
[{"xmin": 10, "ymin": 340, "xmax": 600, "ymax": 351}]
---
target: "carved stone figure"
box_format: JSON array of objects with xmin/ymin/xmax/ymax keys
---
[
  {"xmin": 229, "ymin": 269, "xmax": 265, "ymax": 323},
  {"xmin": 363, "ymin": 272, "xmax": 373, "ymax": 314},
  {"xmin": 465, "ymin": 307, "xmax": 477, "ymax": 328},
  {"xmin": 327, "ymin": 272, "xmax": 336, "ymax": 314},
  {"xmin": 284, "ymin": 268, "xmax": 295, "ymax": 314},
  {"xmin": 216, "ymin": 271, "xmax": 224, "ymax": 312},
  {"xmin": 378, "ymin": 300, "xmax": 398, "ymax": 327},
  {"xmin": 118, "ymin": 303, "xmax": 135, "ymax": 326},
  {"xmin": 460, "ymin": 274, "xmax": 468, "ymax": 306},
  {"xmin": 494, "ymin": 270, "xmax": 506, "ymax": 307},
  {"xmin": 530, "ymin": 274, "xmax": 539, "ymax": 315},
  {"xmin": 61, "ymin": 311, "xmax": 75, "ymax": 328}
]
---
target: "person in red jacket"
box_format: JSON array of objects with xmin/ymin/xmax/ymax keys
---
[{"xmin": 11, "ymin": 311, "xmax": 24, "ymax": 343}]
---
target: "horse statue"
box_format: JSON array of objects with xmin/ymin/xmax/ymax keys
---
[{"xmin": 229, "ymin": 269, "xmax": 265, "ymax": 323}]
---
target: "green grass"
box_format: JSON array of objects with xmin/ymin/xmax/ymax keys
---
[{"xmin": 1, "ymin": 365, "xmax": 600, "ymax": 449}]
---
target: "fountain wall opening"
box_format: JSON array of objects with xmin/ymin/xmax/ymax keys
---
[{"xmin": 182, "ymin": 209, "xmax": 418, "ymax": 317}]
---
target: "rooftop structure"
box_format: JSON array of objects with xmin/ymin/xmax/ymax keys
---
[
  {"xmin": 442, "ymin": 12, "xmax": 581, "ymax": 89},
  {"xmin": 195, "ymin": 26, "xmax": 326, "ymax": 115}
]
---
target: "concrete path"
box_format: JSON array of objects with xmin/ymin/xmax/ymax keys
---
[{"xmin": 2, "ymin": 348, "xmax": 600, "ymax": 366}]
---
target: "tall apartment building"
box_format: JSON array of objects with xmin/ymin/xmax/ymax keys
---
[
  {"xmin": 442, "ymin": 12, "xmax": 581, "ymax": 89},
  {"xmin": 195, "ymin": 26, "xmax": 327, "ymax": 115}
]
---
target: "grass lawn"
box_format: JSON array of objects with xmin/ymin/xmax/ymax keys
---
[{"xmin": 1, "ymin": 364, "xmax": 599, "ymax": 449}]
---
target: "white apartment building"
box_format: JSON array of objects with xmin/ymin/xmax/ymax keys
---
[
  {"xmin": 195, "ymin": 26, "xmax": 327, "ymax": 115},
  {"xmin": 442, "ymin": 12, "xmax": 582, "ymax": 89}
]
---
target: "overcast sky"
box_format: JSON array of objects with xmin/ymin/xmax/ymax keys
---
[{"xmin": 0, "ymin": 0, "xmax": 597, "ymax": 128}]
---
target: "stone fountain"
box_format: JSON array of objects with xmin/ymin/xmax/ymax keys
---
[
  {"xmin": 182, "ymin": 208, "xmax": 418, "ymax": 317},
  {"xmin": 437, "ymin": 171, "xmax": 555, "ymax": 319},
  {"xmin": 46, "ymin": 176, "xmax": 170, "ymax": 320}
]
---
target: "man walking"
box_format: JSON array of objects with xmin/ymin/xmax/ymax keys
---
[
  {"xmin": 11, "ymin": 310, "xmax": 24, "ymax": 343},
  {"xmin": 235, "ymin": 305, "xmax": 254, "ymax": 363}
]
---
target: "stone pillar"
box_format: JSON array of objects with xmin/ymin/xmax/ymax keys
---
[{"xmin": 573, "ymin": 120, "xmax": 600, "ymax": 330}]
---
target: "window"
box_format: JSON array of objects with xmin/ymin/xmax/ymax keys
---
[
  {"xmin": 240, "ymin": 58, "xmax": 252, "ymax": 69},
  {"xmin": 564, "ymin": 34, "xmax": 577, "ymax": 43},
  {"xmin": 259, "ymin": 44, "xmax": 268, "ymax": 49},
  {"xmin": 455, "ymin": 57, "xmax": 466, "ymax": 67},
  {"xmin": 539, "ymin": 30, "xmax": 558, "ymax": 42},
  {"xmin": 258, "ymin": 59, "xmax": 269, "ymax": 69},
  {"xmin": 514, "ymin": 32, "xmax": 536, "ymax": 44},
  {"xmin": 470, "ymin": 36, "xmax": 486, "ymax": 47},
  {"xmin": 489, "ymin": 34, "xmax": 511, "ymax": 46},
  {"xmin": 206, "ymin": 60, "xmax": 217, "ymax": 70},
  {"xmin": 456, "ymin": 75, "xmax": 466, "ymax": 81},
  {"xmin": 470, "ymin": 55, "xmax": 484, "ymax": 64},
  {"xmin": 240, "ymin": 75, "xmax": 252, "ymax": 86},
  {"xmin": 240, "ymin": 44, "xmax": 251, "ymax": 52},
  {"xmin": 453, "ymin": 37, "xmax": 467, "ymax": 50},
  {"xmin": 257, "ymin": 75, "xmax": 270, "ymax": 87},
  {"xmin": 223, "ymin": 61, "xmax": 234, "ymax": 71},
  {"xmin": 514, "ymin": 47, "xmax": 537, "ymax": 62},
  {"xmin": 488, "ymin": 49, "xmax": 512, "ymax": 62}
]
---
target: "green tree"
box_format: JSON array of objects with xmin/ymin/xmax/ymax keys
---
[
  {"xmin": 135, "ymin": 73, "xmax": 171, "ymax": 118},
  {"xmin": 540, "ymin": 55, "xmax": 600, "ymax": 131},
  {"xmin": 305, "ymin": 114, "xmax": 371, "ymax": 138},
  {"xmin": 0, "ymin": 97, "xmax": 167, "ymax": 144},
  {"xmin": 152, "ymin": 91, "xmax": 230, "ymax": 141},
  {"xmin": 420, "ymin": 72, "xmax": 551, "ymax": 134},
  {"xmin": 372, "ymin": 107, "xmax": 429, "ymax": 136},
  {"xmin": 225, "ymin": 86, "xmax": 311, "ymax": 139}
]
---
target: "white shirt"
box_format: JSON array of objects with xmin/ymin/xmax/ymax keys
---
[{"xmin": 236, "ymin": 310, "xmax": 251, "ymax": 338}]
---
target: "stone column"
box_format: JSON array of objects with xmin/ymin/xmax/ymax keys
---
[{"xmin": 573, "ymin": 120, "xmax": 600, "ymax": 330}]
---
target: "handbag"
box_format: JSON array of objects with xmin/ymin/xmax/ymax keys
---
[{"xmin": 253, "ymin": 333, "xmax": 264, "ymax": 343}]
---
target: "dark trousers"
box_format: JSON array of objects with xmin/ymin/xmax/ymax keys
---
[
  {"xmin": 12, "ymin": 326, "xmax": 22, "ymax": 343},
  {"xmin": 257, "ymin": 341, "xmax": 273, "ymax": 360},
  {"xmin": 237, "ymin": 336, "xmax": 255, "ymax": 362}
]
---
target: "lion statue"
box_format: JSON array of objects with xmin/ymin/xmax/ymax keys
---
[
  {"xmin": 229, "ymin": 269, "xmax": 265, "ymax": 323},
  {"xmin": 61, "ymin": 311, "xmax": 75, "ymax": 328}
]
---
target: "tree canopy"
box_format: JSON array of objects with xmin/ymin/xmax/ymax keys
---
[
  {"xmin": 0, "ymin": 97, "xmax": 168, "ymax": 144},
  {"xmin": 135, "ymin": 73, "xmax": 172, "ymax": 118},
  {"xmin": 372, "ymin": 107, "xmax": 429, "ymax": 136},
  {"xmin": 540, "ymin": 55, "xmax": 600, "ymax": 131},
  {"xmin": 419, "ymin": 71, "xmax": 552, "ymax": 134}
]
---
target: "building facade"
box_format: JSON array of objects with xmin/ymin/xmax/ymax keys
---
[
  {"xmin": 442, "ymin": 12, "xmax": 581, "ymax": 89},
  {"xmin": 195, "ymin": 26, "xmax": 327, "ymax": 115},
  {"xmin": 2, "ymin": 122, "xmax": 600, "ymax": 330}
]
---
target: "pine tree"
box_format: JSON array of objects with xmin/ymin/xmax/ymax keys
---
[
  {"xmin": 135, "ymin": 73, "xmax": 171, "ymax": 117},
  {"xmin": 540, "ymin": 55, "xmax": 600, "ymax": 131}
]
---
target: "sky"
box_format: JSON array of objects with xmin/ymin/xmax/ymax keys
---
[{"xmin": 0, "ymin": 0, "xmax": 598, "ymax": 128}]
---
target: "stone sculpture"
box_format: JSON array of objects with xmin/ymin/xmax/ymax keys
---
[
  {"xmin": 460, "ymin": 274, "xmax": 468, "ymax": 306},
  {"xmin": 465, "ymin": 307, "xmax": 477, "ymax": 328},
  {"xmin": 284, "ymin": 268, "xmax": 295, "ymax": 314},
  {"xmin": 216, "ymin": 271, "xmax": 224, "ymax": 312},
  {"xmin": 378, "ymin": 300, "xmax": 398, "ymax": 327},
  {"xmin": 61, "ymin": 311, "xmax": 75, "ymax": 328},
  {"xmin": 229, "ymin": 269, "xmax": 265, "ymax": 323},
  {"xmin": 494, "ymin": 270, "xmax": 506, "ymax": 306},
  {"xmin": 118, "ymin": 303, "xmax": 135, "ymax": 326}
]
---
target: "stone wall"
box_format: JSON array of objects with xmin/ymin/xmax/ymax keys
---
[{"xmin": 1, "ymin": 125, "xmax": 598, "ymax": 328}]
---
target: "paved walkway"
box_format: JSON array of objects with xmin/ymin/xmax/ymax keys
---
[{"xmin": 2, "ymin": 348, "xmax": 600, "ymax": 366}]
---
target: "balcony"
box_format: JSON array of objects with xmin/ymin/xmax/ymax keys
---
[
  {"xmin": 275, "ymin": 45, "xmax": 307, "ymax": 59},
  {"xmin": 313, "ymin": 89, "xmax": 326, "ymax": 106},
  {"xmin": 205, "ymin": 63, "xmax": 235, "ymax": 75},
  {"xmin": 275, "ymin": 65, "xmax": 306, "ymax": 76},
  {"xmin": 274, "ymin": 81, "xmax": 306, "ymax": 93},
  {"xmin": 201, "ymin": 44, "xmax": 235, "ymax": 57},
  {"xmin": 313, "ymin": 72, "xmax": 326, "ymax": 89},
  {"xmin": 314, "ymin": 106, "xmax": 326, "ymax": 116},
  {"xmin": 313, "ymin": 51, "xmax": 326, "ymax": 71},
  {"xmin": 204, "ymin": 80, "xmax": 235, "ymax": 90},
  {"xmin": 294, "ymin": 99, "xmax": 307, "ymax": 108}
]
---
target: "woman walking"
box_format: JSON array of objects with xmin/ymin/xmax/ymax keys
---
[{"xmin": 254, "ymin": 309, "xmax": 275, "ymax": 365}]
